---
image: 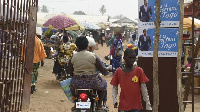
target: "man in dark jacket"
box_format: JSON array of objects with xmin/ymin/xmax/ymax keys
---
[
  {"xmin": 139, "ymin": 0, "xmax": 153, "ymax": 22},
  {"xmin": 138, "ymin": 29, "xmax": 151, "ymax": 51},
  {"xmin": 92, "ymin": 30, "xmax": 98, "ymax": 42}
]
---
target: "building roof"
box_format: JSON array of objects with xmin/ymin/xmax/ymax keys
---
[
  {"xmin": 109, "ymin": 19, "xmax": 120, "ymax": 23},
  {"xmin": 184, "ymin": 1, "xmax": 200, "ymax": 17},
  {"xmin": 184, "ymin": 0, "xmax": 193, "ymax": 4},
  {"xmin": 113, "ymin": 16, "xmax": 135, "ymax": 23},
  {"xmin": 112, "ymin": 16, "xmax": 138, "ymax": 26},
  {"xmin": 37, "ymin": 13, "xmax": 109, "ymax": 27},
  {"xmin": 69, "ymin": 14, "xmax": 109, "ymax": 24}
]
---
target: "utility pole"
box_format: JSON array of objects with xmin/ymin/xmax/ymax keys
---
[
  {"xmin": 153, "ymin": 0, "xmax": 161, "ymax": 111},
  {"xmin": 177, "ymin": 0, "xmax": 184, "ymax": 112}
]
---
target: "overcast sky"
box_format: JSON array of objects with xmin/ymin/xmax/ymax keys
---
[{"xmin": 38, "ymin": 0, "xmax": 138, "ymax": 20}]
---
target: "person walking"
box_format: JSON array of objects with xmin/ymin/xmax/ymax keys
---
[
  {"xmin": 100, "ymin": 30, "xmax": 105, "ymax": 47},
  {"xmin": 110, "ymin": 33, "xmax": 123, "ymax": 74},
  {"xmin": 105, "ymin": 32, "xmax": 111, "ymax": 47},
  {"xmin": 111, "ymin": 48, "xmax": 152, "ymax": 112},
  {"xmin": 92, "ymin": 30, "xmax": 98, "ymax": 42},
  {"xmin": 31, "ymin": 34, "xmax": 47, "ymax": 94}
]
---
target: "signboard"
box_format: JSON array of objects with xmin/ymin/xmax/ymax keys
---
[
  {"xmin": 138, "ymin": 28, "xmax": 179, "ymax": 57},
  {"xmin": 138, "ymin": 0, "xmax": 180, "ymax": 28},
  {"xmin": 138, "ymin": 0, "xmax": 180, "ymax": 57}
]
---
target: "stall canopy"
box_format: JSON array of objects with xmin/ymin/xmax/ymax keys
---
[
  {"xmin": 80, "ymin": 21, "xmax": 101, "ymax": 30},
  {"xmin": 65, "ymin": 15, "xmax": 85, "ymax": 31},
  {"xmin": 183, "ymin": 17, "xmax": 200, "ymax": 31}
]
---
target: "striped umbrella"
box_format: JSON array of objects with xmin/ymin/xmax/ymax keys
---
[
  {"xmin": 43, "ymin": 15, "xmax": 77, "ymax": 30},
  {"xmin": 183, "ymin": 18, "xmax": 200, "ymax": 31}
]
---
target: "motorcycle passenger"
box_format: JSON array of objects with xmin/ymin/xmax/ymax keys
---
[
  {"xmin": 53, "ymin": 35, "xmax": 77, "ymax": 80},
  {"xmin": 68, "ymin": 36, "xmax": 112, "ymax": 110}
]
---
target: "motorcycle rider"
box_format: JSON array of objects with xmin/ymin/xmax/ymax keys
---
[{"xmin": 68, "ymin": 36, "xmax": 112, "ymax": 110}]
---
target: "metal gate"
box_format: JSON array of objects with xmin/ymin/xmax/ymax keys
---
[{"xmin": 0, "ymin": 0, "xmax": 38, "ymax": 111}]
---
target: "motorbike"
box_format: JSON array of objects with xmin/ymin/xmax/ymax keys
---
[
  {"xmin": 53, "ymin": 56, "xmax": 70, "ymax": 81},
  {"xmin": 71, "ymin": 89, "xmax": 109, "ymax": 112},
  {"xmin": 71, "ymin": 89, "xmax": 99, "ymax": 112}
]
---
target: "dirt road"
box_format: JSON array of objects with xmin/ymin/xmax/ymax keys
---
[{"xmin": 29, "ymin": 43, "xmax": 200, "ymax": 112}]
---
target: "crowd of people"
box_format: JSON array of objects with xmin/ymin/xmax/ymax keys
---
[{"xmin": 31, "ymin": 28, "xmax": 152, "ymax": 112}]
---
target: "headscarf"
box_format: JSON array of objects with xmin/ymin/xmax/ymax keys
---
[
  {"xmin": 116, "ymin": 33, "xmax": 122, "ymax": 40},
  {"xmin": 109, "ymin": 33, "xmax": 122, "ymax": 56}
]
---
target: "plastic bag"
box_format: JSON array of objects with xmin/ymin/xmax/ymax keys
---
[{"xmin": 60, "ymin": 78, "xmax": 74, "ymax": 103}]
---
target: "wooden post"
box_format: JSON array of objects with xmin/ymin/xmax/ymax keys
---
[
  {"xmin": 153, "ymin": 0, "xmax": 161, "ymax": 111},
  {"xmin": 177, "ymin": 0, "xmax": 184, "ymax": 112},
  {"xmin": 22, "ymin": 6, "xmax": 37, "ymax": 112}
]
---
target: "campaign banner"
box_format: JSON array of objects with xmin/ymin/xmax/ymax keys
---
[
  {"xmin": 138, "ymin": 28, "xmax": 179, "ymax": 57},
  {"xmin": 138, "ymin": 0, "xmax": 180, "ymax": 28}
]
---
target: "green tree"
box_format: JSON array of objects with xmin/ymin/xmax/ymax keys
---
[
  {"xmin": 41, "ymin": 5, "xmax": 49, "ymax": 13},
  {"xmin": 99, "ymin": 5, "xmax": 106, "ymax": 16}
]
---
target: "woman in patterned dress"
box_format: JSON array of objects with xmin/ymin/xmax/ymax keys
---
[{"xmin": 110, "ymin": 33, "xmax": 123, "ymax": 74}]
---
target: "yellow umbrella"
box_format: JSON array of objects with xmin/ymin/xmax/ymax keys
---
[
  {"xmin": 183, "ymin": 18, "xmax": 200, "ymax": 31},
  {"xmin": 65, "ymin": 24, "xmax": 85, "ymax": 31},
  {"xmin": 65, "ymin": 15, "xmax": 85, "ymax": 31},
  {"xmin": 97, "ymin": 23, "xmax": 106, "ymax": 29}
]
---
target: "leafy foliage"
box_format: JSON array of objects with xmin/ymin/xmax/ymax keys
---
[
  {"xmin": 99, "ymin": 5, "xmax": 106, "ymax": 16},
  {"xmin": 41, "ymin": 5, "xmax": 49, "ymax": 13}
]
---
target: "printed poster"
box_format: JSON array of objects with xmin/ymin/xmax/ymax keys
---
[
  {"xmin": 138, "ymin": 0, "xmax": 180, "ymax": 28},
  {"xmin": 137, "ymin": 28, "xmax": 179, "ymax": 57}
]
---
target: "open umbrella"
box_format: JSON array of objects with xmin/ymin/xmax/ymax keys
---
[
  {"xmin": 43, "ymin": 15, "xmax": 77, "ymax": 30},
  {"xmin": 65, "ymin": 15, "xmax": 85, "ymax": 31},
  {"xmin": 80, "ymin": 21, "xmax": 101, "ymax": 30},
  {"xmin": 183, "ymin": 18, "xmax": 200, "ymax": 31},
  {"xmin": 67, "ymin": 30, "xmax": 78, "ymax": 42},
  {"xmin": 97, "ymin": 23, "xmax": 107, "ymax": 29},
  {"xmin": 65, "ymin": 24, "xmax": 85, "ymax": 31}
]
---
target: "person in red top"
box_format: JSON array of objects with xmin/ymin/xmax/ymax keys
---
[
  {"xmin": 185, "ymin": 57, "xmax": 192, "ymax": 70},
  {"xmin": 110, "ymin": 48, "xmax": 152, "ymax": 112}
]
